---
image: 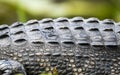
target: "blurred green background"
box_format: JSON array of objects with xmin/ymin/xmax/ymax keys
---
[{"xmin": 0, "ymin": 0, "xmax": 120, "ymax": 25}]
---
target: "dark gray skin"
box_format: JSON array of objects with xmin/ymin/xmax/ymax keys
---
[
  {"xmin": 0, "ymin": 59, "xmax": 26, "ymax": 75},
  {"xmin": 0, "ymin": 17, "xmax": 120, "ymax": 75}
]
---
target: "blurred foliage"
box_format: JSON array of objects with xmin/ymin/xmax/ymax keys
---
[
  {"xmin": 0, "ymin": 0, "xmax": 120, "ymax": 25},
  {"xmin": 15, "ymin": 67, "xmax": 59, "ymax": 75},
  {"xmin": 53, "ymin": 67, "xmax": 58, "ymax": 75}
]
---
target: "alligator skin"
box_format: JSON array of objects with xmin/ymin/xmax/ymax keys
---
[{"xmin": 0, "ymin": 17, "xmax": 120, "ymax": 75}]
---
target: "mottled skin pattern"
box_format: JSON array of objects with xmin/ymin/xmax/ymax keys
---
[{"xmin": 0, "ymin": 17, "xmax": 120, "ymax": 75}]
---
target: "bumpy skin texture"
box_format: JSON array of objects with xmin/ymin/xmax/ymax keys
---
[{"xmin": 0, "ymin": 17, "xmax": 120, "ymax": 75}]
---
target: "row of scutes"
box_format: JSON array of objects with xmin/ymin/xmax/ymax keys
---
[{"xmin": 0, "ymin": 17, "xmax": 119, "ymax": 47}]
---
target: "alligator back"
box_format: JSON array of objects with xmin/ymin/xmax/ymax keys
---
[{"xmin": 0, "ymin": 17, "xmax": 120, "ymax": 75}]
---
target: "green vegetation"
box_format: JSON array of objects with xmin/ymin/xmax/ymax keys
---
[
  {"xmin": 0, "ymin": 0, "xmax": 120, "ymax": 25},
  {"xmin": 14, "ymin": 67, "xmax": 59, "ymax": 75},
  {"xmin": 16, "ymin": 1, "xmax": 27, "ymax": 22}
]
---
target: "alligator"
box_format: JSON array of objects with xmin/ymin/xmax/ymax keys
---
[{"xmin": 0, "ymin": 17, "xmax": 120, "ymax": 75}]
